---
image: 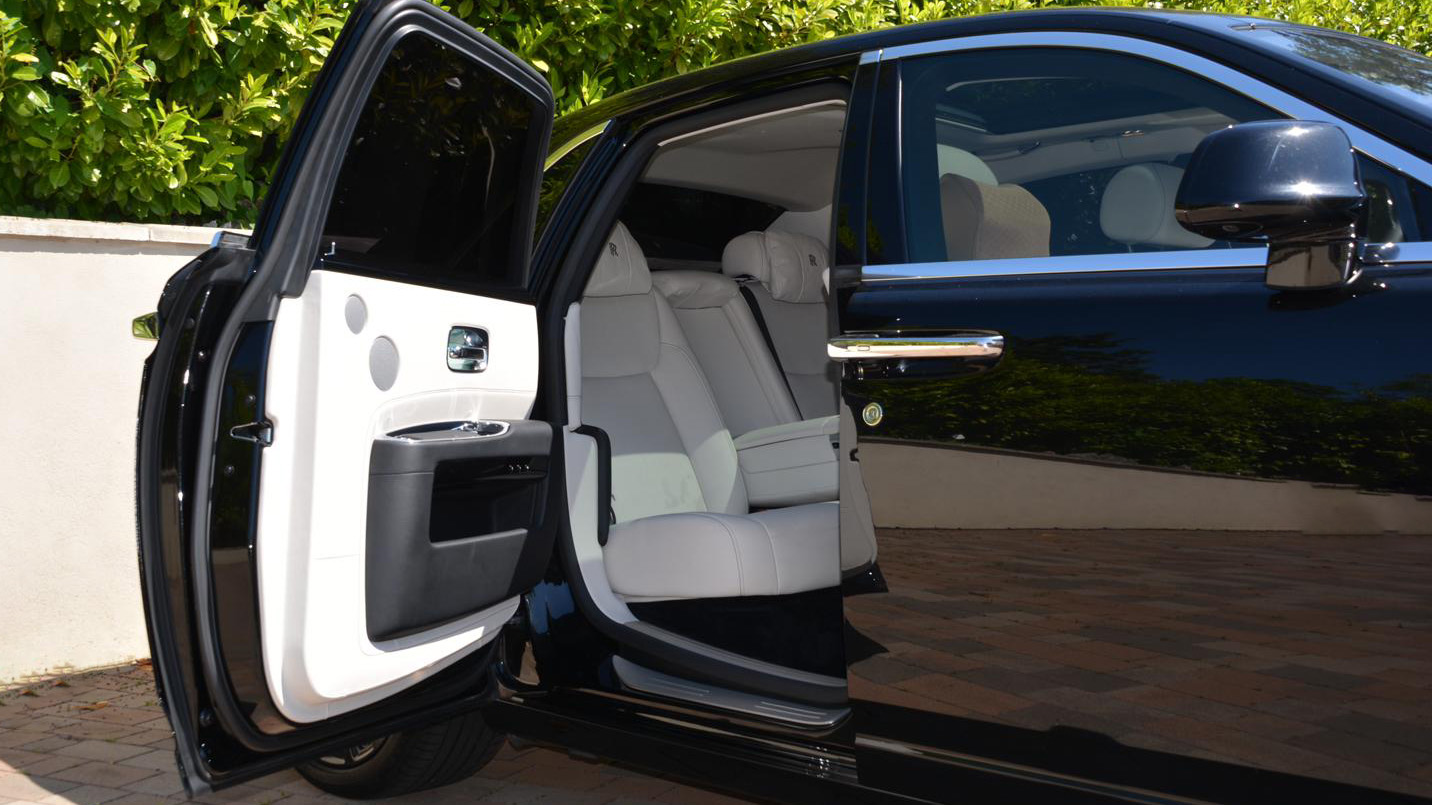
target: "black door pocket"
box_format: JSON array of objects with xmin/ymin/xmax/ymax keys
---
[{"xmin": 365, "ymin": 420, "xmax": 553, "ymax": 642}]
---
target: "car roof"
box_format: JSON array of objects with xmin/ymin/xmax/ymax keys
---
[
  {"xmin": 549, "ymin": 8, "xmax": 1432, "ymax": 181},
  {"xmin": 551, "ymin": 9, "xmax": 1285, "ymax": 146}
]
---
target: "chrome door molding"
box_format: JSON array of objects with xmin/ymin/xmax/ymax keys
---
[{"xmin": 862, "ymin": 247, "xmax": 1269, "ymax": 282}]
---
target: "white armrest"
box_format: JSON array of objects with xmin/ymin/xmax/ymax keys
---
[{"xmin": 733, "ymin": 416, "xmax": 838, "ymax": 507}]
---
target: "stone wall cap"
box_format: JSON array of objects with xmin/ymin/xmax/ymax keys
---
[{"xmin": 0, "ymin": 216, "xmax": 251, "ymax": 246}]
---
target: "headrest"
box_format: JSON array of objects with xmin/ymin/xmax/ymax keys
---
[
  {"xmin": 651, "ymin": 269, "xmax": 739, "ymax": 309},
  {"xmin": 940, "ymin": 174, "xmax": 1051, "ymax": 261},
  {"xmin": 1100, "ymin": 164, "xmax": 1212, "ymax": 250},
  {"xmin": 584, "ymin": 221, "xmax": 652, "ymax": 298},
  {"xmin": 937, "ymin": 145, "xmax": 997, "ymax": 185},
  {"xmin": 721, "ymin": 230, "xmax": 827, "ymax": 303}
]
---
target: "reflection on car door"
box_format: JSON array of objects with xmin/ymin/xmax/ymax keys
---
[
  {"xmin": 837, "ymin": 36, "xmax": 1432, "ymax": 804},
  {"xmin": 134, "ymin": 0, "xmax": 553, "ymax": 793}
]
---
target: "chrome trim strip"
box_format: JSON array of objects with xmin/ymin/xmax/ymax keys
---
[
  {"xmin": 867, "ymin": 32, "xmax": 1432, "ymax": 186},
  {"xmin": 1362, "ymin": 240, "xmax": 1432, "ymax": 265},
  {"xmin": 544, "ymin": 120, "xmax": 610, "ymax": 170},
  {"xmin": 863, "ymin": 247, "xmax": 1268, "ymax": 282},
  {"xmin": 859, "ymin": 48, "xmax": 882, "ymax": 65},
  {"xmin": 829, "ymin": 333, "xmax": 1004, "ymax": 360}
]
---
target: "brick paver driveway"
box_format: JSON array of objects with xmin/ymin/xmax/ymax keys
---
[{"xmin": 0, "ymin": 664, "xmax": 750, "ymax": 805}]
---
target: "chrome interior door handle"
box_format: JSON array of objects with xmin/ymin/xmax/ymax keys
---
[{"xmin": 828, "ymin": 333, "xmax": 1005, "ymax": 361}]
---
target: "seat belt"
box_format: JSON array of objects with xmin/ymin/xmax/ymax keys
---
[{"xmin": 735, "ymin": 276, "xmax": 802, "ymax": 419}]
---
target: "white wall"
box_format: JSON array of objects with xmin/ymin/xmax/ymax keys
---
[{"xmin": 0, "ymin": 217, "xmax": 226, "ymax": 682}]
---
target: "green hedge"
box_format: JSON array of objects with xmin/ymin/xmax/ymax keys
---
[{"xmin": 1, "ymin": 0, "xmax": 1429, "ymax": 226}]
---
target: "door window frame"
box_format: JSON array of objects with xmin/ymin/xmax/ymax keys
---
[{"xmin": 861, "ymin": 32, "xmax": 1432, "ymax": 282}]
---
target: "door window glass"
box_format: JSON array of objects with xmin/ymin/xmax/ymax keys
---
[
  {"xmin": 900, "ymin": 49, "xmax": 1278, "ymax": 264},
  {"xmin": 319, "ymin": 32, "xmax": 545, "ymax": 293},
  {"xmin": 899, "ymin": 48, "xmax": 1432, "ymax": 264}
]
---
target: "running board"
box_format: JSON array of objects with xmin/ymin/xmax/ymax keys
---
[{"xmin": 612, "ymin": 656, "xmax": 850, "ymax": 728}]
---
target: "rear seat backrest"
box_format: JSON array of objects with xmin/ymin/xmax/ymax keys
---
[
  {"xmin": 720, "ymin": 231, "xmax": 838, "ymax": 420},
  {"xmin": 650, "ymin": 270, "xmax": 800, "ymax": 437},
  {"xmin": 579, "ymin": 222, "xmax": 747, "ymax": 522}
]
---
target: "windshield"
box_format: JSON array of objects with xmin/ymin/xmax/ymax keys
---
[{"xmin": 1260, "ymin": 27, "xmax": 1432, "ymax": 110}]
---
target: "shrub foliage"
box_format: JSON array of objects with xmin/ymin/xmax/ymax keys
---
[{"xmin": 1, "ymin": 0, "xmax": 1429, "ymax": 225}]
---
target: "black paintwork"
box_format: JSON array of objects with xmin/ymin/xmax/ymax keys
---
[
  {"xmin": 1177, "ymin": 120, "xmax": 1368, "ymax": 240},
  {"xmin": 135, "ymin": 3, "xmax": 1432, "ymax": 802}
]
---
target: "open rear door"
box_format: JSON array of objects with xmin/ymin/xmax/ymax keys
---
[{"xmin": 134, "ymin": 0, "xmax": 553, "ymax": 792}]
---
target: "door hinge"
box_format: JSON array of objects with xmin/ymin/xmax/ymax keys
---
[{"xmin": 230, "ymin": 419, "xmax": 273, "ymax": 447}]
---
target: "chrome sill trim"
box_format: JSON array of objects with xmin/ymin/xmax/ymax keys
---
[
  {"xmin": 862, "ymin": 247, "xmax": 1268, "ymax": 282},
  {"xmin": 612, "ymin": 656, "xmax": 850, "ymax": 729},
  {"xmin": 864, "ymin": 32, "xmax": 1432, "ymax": 187}
]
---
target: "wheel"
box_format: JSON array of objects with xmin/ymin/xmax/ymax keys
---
[{"xmin": 297, "ymin": 710, "xmax": 505, "ymax": 799}]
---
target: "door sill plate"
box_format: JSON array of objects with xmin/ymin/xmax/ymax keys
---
[{"xmin": 612, "ymin": 656, "xmax": 849, "ymax": 728}]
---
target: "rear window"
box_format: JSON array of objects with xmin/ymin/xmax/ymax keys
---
[
  {"xmin": 318, "ymin": 32, "xmax": 546, "ymax": 294},
  {"xmin": 621, "ymin": 183, "xmax": 783, "ymax": 263}
]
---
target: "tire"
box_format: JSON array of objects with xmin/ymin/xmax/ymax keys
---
[{"xmin": 297, "ymin": 710, "xmax": 505, "ymax": 799}]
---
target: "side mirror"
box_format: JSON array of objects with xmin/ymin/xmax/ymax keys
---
[{"xmin": 1176, "ymin": 121, "xmax": 1368, "ymax": 290}]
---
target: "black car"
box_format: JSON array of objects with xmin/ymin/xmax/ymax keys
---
[{"xmin": 134, "ymin": 1, "xmax": 1432, "ymax": 802}]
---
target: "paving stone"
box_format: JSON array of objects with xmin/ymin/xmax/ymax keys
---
[
  {"xmin": 35, "ymin": 784, "xmax": 129, "ymax": 804},
  {"xmin": 49, "ymin": 763, "xmax": 161, "ymax": 790},
  {"xmin": 0, "ymin": 772, "xmax": 79, "ymax": 801},
  {"xmin": 55, "ymin": 743, "xmax": 150, "ymax": 764}
]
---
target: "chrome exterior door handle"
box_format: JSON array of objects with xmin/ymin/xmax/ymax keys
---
[{"xmin": 828, "ymin": 333, "xmax": 1005, "ymax": 361}]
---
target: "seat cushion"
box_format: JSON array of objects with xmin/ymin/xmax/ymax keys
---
[{"xmin": 603, "ymin": 502, "xmax": 839, "ymax": 600}]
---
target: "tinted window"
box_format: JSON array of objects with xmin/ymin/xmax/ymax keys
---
[
  {"xmin": 899, "ymin": 48, "xmax": 1432, "ymax": 264},
  {"xmin": 900, "ymin": 49, "xmax": 1277, "ymax": 263},
  {"xmin": 621, "ymin": 183, "xmax": 783, "ymax": 263},
  {"xmin": 319, "ymin": 33, "xmax": 544, "ymax": 292}
]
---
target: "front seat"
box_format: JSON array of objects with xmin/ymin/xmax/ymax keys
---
[
  {"xmin": 579, "ymin": 222, "xmax": 839, "ymax": 601},
  {"xmin": 940, "ymin": 173, "xmax": 1051, "ymax": 260},
  {"xmin": 1099, "ymin": 163, "xmax": 1214, "ymax": 250}
]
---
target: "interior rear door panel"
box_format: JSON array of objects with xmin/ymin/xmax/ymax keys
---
[{"xmin": 134, "ymin": 0, "xmax": 553, "ymax": 792}]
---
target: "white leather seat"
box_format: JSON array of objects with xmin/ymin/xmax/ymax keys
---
[
  {"xmin": 649, "ymin": 269, "xmax": 800, "ymax": 437},
  {"xmin": 940, "ymin": 173, "xmax": 1052, "ymax": 260},
  {"xmin": 579, "ymin": 222, "xmax": 839, "ymax": 601},
  {"xmin": 1100, "ymin": 163, "xmax": 1214, "ymax": 250},
  {"xmin": 720, "ymin": 231, "xmax": 839, "ymax": 420}
]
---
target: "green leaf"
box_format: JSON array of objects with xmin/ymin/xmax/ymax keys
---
[
  {"xmin": 194, "ymin": 184, "xmax": 218, "ymax": 207},
  {"xmin": 10, "ymin": 53, "xmax": 39, "ymax": 64},
  {"xmin": 10, "ymin": 66, "xmax": 39, "ymax": 81},
  {"xmin": 49, "ymin": 162, "xmax": 70, "ymax": 189},
  {"xmin": 23, "ymin": 136, "xmax": 49, "ymax": 148}
]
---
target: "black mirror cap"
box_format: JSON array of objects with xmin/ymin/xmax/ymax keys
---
[{"xmin": 1175, "ymin": 120, "xmax": 1367, "ymax": 244}]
